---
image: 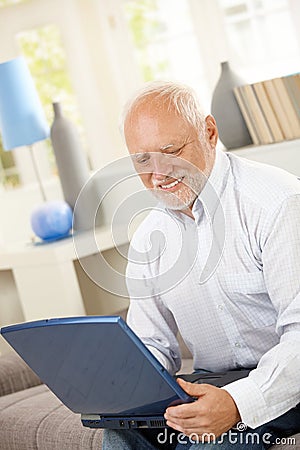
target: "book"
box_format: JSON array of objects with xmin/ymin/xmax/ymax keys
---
[
  {"xmin": 263, "ymin": 79, "xmax": 295, "ymax": 140},
  {"xmin": 233, "ymin": 86, "xmax": 260, "ymax": 145},
  {"xmin": 239, "ymin": 84, "xmax": 274, "ymax": 144},
  {"xmin": 270, "ymin": 77, "xmax": 300, "ymax": 139},
  {"xmin": 252, "ymin": 81, "xmax": 284, "ymax": 142},
  {"xmin": 283, "ymin": 74, "xmax": 300, "ymax": 121}
]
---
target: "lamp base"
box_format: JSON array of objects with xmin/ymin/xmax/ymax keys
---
[{"xmin": 30, "ymin": 200, "xmax": 73, "ymax": 242}]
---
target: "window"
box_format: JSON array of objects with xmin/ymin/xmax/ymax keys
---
[
  {"xmin": 121, "ymin": 0, "xmax": 299, "ymax": 109},
  {"xmin": 17, "ymin": 25, "xmax": 83, "ymax": 133},
  {"xmin": 17, "ymin": 24, "xmax": 86, "ymax": 172},
  {"xmin": 218, "ymin": 0, "xmax": 300, "ymax": 80},
  {"xmin": 123, "ymin": 0, "xmax": 210, "ymax": 109}
]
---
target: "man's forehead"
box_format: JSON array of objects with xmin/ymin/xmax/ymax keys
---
[
  {"xmin": 124, "ymin": 101, "xmax": 195, "ymax": 154},
  {"xmin": 125, "ymin": 110, "xmax": 190, "ymax": 140},
  {"xmin": 126, "ymin": 98, "xmax": 183, "ymax": 124}
]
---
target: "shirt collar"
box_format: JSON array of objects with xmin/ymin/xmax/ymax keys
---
[{"xmin": 193, "ymin": 149, "xmax": 230, "ymax": 224}]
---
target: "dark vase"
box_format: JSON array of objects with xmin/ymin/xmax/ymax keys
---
[
  {"xmin": 50, "ymin": 102, "xmax": 99, "ymax": 231},
  {"xmin": 211, "ymin": 61, "xmax": 252, "ymax": 149}
]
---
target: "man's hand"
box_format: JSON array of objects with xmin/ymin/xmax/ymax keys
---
[{"xmin": 164, "ymin": 378, "xmax": 241, "ymax": 441}]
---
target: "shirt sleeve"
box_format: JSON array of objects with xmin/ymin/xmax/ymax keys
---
[
  {"xmin": 223, "ymin": 194, "xmax": 300, "ymax": 428},
  {"xmin": 125, "ymin": 231, "xmax": 181, "ymax": 375}
]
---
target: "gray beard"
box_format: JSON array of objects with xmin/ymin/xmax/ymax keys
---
[{"xmin": 151, "ymin": 173, "xmax": 206, "ymax": 211}]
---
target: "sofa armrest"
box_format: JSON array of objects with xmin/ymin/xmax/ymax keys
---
[{"xmin": 0, "ymin": 351, "xmax": 42, "ymax": 397}]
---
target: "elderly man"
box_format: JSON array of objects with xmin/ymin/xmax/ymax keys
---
[{"xmin": 103, "ymin": 81, "xmax": 300, "ymax": 450}]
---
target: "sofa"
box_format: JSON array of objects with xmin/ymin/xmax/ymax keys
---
[
  {"xmin": 0, "ymin": 351, "xmax": 299, "ymax": 449},
  {"xmin": 0, "ymin": 351, "xmax": 104, "ymax": 449}
]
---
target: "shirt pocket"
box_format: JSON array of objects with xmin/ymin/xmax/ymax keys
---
[{"xmin": 218, "ymin": 271, "xmax": 277, "ymax": 328}]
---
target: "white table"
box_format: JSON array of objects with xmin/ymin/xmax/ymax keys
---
[{"xmin": 0, "ymin": 225, "xmax": 130, "ymax": 325}]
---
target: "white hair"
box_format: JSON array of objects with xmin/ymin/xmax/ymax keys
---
[{"xmin": 120, "ymin": 80, "xmax": 206, "ymax": 139}]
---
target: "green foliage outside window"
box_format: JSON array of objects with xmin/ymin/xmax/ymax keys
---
[
  {"xmin": 124, "ymin": 0, "xmax": 169, "ymax": 81},
  {"xmin": 0, "ymin": 139, "xmax": 20, "ymax": 188},
  {"xmin": 17, "ymin": 25, "xmax": 80, "ymax": 132},
  {"xmin": 17, "ymin": 24, "xmax": 84, "ymax": 176},
  {"xmin": 0, "ymin": 0, "xmax": 27, "ymax": 6}
]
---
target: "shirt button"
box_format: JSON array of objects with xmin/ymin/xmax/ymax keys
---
[
  {"xmin": 217, "ymin": 304, "xmax": 224, "ymax": 311},
  {"xmin": 234, "ymin": 342, "xmax": 241, "ymax": 348}
]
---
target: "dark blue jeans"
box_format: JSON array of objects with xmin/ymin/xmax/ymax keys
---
[{"xmin": 103, "ymin": 403, "xmax": 300, "ymax": 450}]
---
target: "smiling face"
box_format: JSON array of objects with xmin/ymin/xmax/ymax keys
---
[{"xmin": 124, "ymin": 98, "xmax": 218, "ymax": 213}]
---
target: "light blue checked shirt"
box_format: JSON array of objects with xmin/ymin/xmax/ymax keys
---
[{"xmin": 126, "ymin": 149, "xmax": 300, "ymax": 429}]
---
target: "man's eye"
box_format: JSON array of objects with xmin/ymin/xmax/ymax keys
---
[
  {"xmin": 135, "ymin": 155, "xmax": 150, "ymax": 165},
  {"xmin": 167, "ymin": 147, "xmax": 183, "ymax": 155}
]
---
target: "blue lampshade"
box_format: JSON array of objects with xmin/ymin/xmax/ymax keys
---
[{"xmin": 0, "ymin": 56, "xmax": 49, "ymax": 150}]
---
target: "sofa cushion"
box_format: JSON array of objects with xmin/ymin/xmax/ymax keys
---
[
  {"xmin": 0, "ymin": 351, "xmax": 42, "ymax": 397},
  {"xmin": 0, "ymin": 384, "xmax": 103, "ymax": 450},
  {"xmin": 0, "ymin": 384, "xmax": 299, "ymax": 449}
]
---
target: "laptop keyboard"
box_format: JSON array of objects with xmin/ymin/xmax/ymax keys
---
[{"xmin": 176, "ymin": 369, "xmax": 251, "ymax": 387}]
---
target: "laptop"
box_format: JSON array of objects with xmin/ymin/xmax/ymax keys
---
[{"xmin": 0, "ymin": 316, "xmax": 251, "ymax": 429}]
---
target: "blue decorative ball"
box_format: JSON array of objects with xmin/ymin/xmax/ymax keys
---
[{"xmin": 31, "ymin": 200, "xmax": 73, "ymax": 241}]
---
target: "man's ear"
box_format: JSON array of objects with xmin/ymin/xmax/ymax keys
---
[{"xmin": 205, "ymin": 115, "xmax": 218, "ymax": 148}]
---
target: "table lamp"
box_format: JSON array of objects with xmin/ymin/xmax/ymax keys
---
[{"xmin": 0, "ymin": 56, "xmax": 72, "ymax": 241}]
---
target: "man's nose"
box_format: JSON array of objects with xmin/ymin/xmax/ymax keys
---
[{"xmin": 151, "ymin": 153, "xmax": 173, "ymax": 180}]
